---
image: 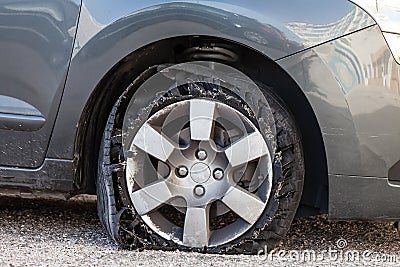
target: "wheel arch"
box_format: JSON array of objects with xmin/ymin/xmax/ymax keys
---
[{"xmin": 72, "ymin": 36, "xmax": 328, "ymax": 214}]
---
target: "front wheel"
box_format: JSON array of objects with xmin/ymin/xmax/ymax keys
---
[{"xmin": 97, "ymin": 61, "xmax": 304, "ymax": 254}]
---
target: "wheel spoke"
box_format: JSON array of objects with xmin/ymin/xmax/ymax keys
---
[
  {"xmin": 190, "ymin": 99, "xmax": 216, "ymax": 141},
  {"xmin": 183, "ymin": 206, "xmax": 210, "ymax": 247},
  {"xmin": 224, "ymin": 131, "xmax": 268, "ymax": 167},
  {"xmin": 132, "ymin": 122, "xmax": 176, "ymax": 162},
  {"xmin": 222, "ymin": 186, "xmax": 264, "ymax": 225},
  {"xmin": 130, "ymin": 181, "xmax": 173, "ymax": 215}
]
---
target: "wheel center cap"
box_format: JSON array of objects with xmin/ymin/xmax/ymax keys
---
[{"xmin": 190, "ymin": 163, "xmax": 211, "ymax": 184}]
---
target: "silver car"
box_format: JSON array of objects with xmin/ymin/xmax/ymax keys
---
[{"xmin": 0, "ymin": 0, "xmax": 399, "ymax": 253}]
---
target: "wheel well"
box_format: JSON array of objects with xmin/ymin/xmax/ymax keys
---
[{"xmin": 74, "ymin": 36, "xmax": 328, "ymax": 214}]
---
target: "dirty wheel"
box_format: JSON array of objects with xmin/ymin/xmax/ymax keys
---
[{"xmin": 97, "ymin": 61, "xmax": 304, "ymax": 254}]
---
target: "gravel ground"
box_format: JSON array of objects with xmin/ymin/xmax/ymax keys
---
[{"xmin": 0, "ymin": 195, "xmax": 399, "ymax": 267}]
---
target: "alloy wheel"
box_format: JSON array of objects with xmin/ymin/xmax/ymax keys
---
[{"xmin": 126, "ymin": 98, "xmax": 273, "ymax": 248}]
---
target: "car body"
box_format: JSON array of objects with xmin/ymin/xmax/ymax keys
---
[{"xmin": 1, "ymin": 0, "xmax": 400, "ymax": 252}]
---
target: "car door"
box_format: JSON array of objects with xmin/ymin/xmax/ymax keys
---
[{"xmin": 0, "ymin": 0, "xmax": 80, "ymax": 167}]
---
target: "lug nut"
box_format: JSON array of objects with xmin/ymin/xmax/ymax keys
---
[
  {"xmin": 176, "ymin": 166, "xmax": 188, "ymax": 177},
  {"xmin": 213, "ymin": 169, "xmax": 224, "ymax": 180},
  {"xmin": 196, "ymin": 149, "xmax": 207, "ymax": 160},
  {"xmin": 194, "ymin": 185, "xmax": 205, "ymax": 196}
]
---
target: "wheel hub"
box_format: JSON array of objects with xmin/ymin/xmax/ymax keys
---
[
  {"xmin": 190, "ymin": 163, "xmax": 211, "ymax": 184},
  {"xmin": 164, "ymin": 139, "xmax": 231, "ymax": 207}
]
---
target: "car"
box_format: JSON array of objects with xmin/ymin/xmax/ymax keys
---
[{"xmin": 0, "ymin": 0, "xmax": 399, "ymax": 254}]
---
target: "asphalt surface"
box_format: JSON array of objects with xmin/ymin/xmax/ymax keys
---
[{"xmin": 0, "ymin": 195, "xmax": 399, "ymax": 266}]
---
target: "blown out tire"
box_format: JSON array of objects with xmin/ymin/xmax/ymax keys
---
[{"xmin": 97, "ymin": 63, "xmax": 304, "ymax": 254}]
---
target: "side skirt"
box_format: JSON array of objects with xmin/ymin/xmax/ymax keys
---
[
  {"xmin": 0, "ymin": 159, "xmax": 74, "ymax": 193},
  {"xmin": 329, "ymin": 174, "xmax": 400, "ymax": 220}
]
